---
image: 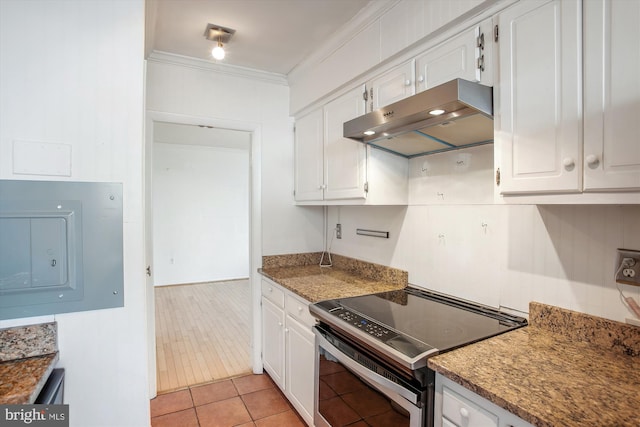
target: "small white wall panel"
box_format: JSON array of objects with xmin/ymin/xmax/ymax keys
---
[{"xmin": 12, "ymin": 140, "xmax": 71, "ymax": 176}]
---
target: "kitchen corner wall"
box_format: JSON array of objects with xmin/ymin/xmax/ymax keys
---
[
  {"xmin": 0, "ymin": 1, "xmax": 149, "ymax": 426},
  {"xmin": 145, "ymin": 59, "xmax": 323, "ymax": 256},
  {"xmin": 328, "ymin": 145, "xmax": 640, "ymax": 323}
]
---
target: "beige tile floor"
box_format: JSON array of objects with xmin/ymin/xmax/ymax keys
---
[{"xmin": 150, "ymin": 373, "xmax": 306, "ymax": 427}]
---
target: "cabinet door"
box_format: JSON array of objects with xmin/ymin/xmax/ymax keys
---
[
  {"xmin": 262, "ymin": 297, "xmax": 285, "ymax": 388},
  {"xmin": 294, "ymin": 109, "xmax": 325, "ymax": 201},
  {"xmin": 368, "ymin": 61, "xmax": 415, "ymax": 112},
  {"xmin": 415, "ymin": 20, "xmax": 491, "ymax": 92},
  {"xmin": 583, "ymin": 0, "xmax": 640, "ymax": 191},
  {"xmin": 285, "ymin": 316, "xmax": 315, "ymax": 424},
  {"xmin": 496, "ymin": 0, "xmax": 581, "ymax": 194},
  {"xmin": 323, "ymin": 85, "xmax": 367, "ymax": 200}
]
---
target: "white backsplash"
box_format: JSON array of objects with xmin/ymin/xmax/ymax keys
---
[{"xmin": 328, "ymin": 146, "xmax": 640, "ymax": 323}]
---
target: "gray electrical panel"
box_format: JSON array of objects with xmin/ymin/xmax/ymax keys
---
[{"xmin": 0, "ymin": 180, "xmax": 124, "ymax": 320}]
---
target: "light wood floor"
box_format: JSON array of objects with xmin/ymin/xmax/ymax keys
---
[{"xmin": 155, "ymin": 279, "xmax": 252, "ymax": 393}]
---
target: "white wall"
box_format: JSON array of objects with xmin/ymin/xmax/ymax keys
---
[
  {"xmin": 145, "ymin": 58, "xmax": 324, "ymax": 257},
  {"xmin": 152, "ymin": 142, "xmax": 249, "ymax": 285},
  {"xmin": 328, "ymin": 146, "xmax": 640, "ymax": 323},
  {"xmin": 0, "ymin": 1, "xmax": 149, "ymax": 426}
]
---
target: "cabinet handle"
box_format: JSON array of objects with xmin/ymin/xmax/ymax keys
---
[
  {"xmin": 298, "ymin": 306, "xmax": 303, "ymax": 312},
  {"xmin": 278, "ymin": 321, "xmax": 283, "ymax": 327},
  {"xmin": 417, "ymin": 75, "xmax": 424, "ymax": 83},
  {"xmin": 476, "ymin": 32, "xmax": 485, "ymax": 50},
  {"xmin": 268, "ymin": 287, "xmax": 272, "ymax": 292},
  {"xmin": 285, "ymin": 328, "xmax": 289, "ymax": 333},
  {"xmin": 460, "ymin": 407, "xmax": 469, "ymax": 418},
  {"xmin": 404, "ymin": 79, "xmax": 412, "ymax": 86},
  {"xmin": 586, "ymin": 154, "xmax": 600, "ymax": 166},
  {"xmin": 562, "ymin": 157, "xmax": 575, "ymax": 169}
]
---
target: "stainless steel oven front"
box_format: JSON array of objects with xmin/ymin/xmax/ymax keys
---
[{"xmin": 314, "ymin": 323, "xmax": 433, "ymax": 427}]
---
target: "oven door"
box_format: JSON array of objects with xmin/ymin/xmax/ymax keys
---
[{"xmin": 314, "ymin": 324, "xmax": 426, "ymax": 427}]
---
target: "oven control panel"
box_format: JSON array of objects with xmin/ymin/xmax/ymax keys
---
[{"xmin": 337, "ymin": 310, "xmax": 392, "ymax": 339}]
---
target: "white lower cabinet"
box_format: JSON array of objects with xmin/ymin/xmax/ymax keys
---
[
  {"xmin": 435, "ymin": 374, "xmax": 533, "ymax": 427},
  {"xmin": 261, "ymin": 282, "xmax": 285, "ymax": 389},
  {"xmin": 261, "ymin": 279, "xmax": 315, "ymax": 426}
]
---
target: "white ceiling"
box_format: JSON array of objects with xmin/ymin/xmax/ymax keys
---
[{"xmin": 146, "ymin": 0, "xmax": 372, "ymax": 75}]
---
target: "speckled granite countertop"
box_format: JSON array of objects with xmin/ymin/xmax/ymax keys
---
[
  {"xmin": 0, "ymin": 322, "xmax": 59, "ymax": 404},
  {"xmin": 428, "ymin": 302, "xmax": 640, "ymax": 427},
  {"xmin": 0, "ymin": 353, "xmax": 59, "ymax": 404},
  {"xmin": 260, "ymin": 252, "xmax": 407, "ymax": 303}
]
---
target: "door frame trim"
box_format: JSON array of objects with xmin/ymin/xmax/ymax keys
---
[{"xmin": 144, "ymin": 110, "xmax": 263, "ymax": 397}]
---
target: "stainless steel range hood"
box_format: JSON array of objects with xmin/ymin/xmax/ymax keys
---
[{"xmin": 343, "ymin": 79, "xmax": 494, "ymax": 158}]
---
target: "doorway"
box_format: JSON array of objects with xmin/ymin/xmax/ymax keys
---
[{"xmin": 144, "ymin": 112, "xmax": 263, "ymax": 398}]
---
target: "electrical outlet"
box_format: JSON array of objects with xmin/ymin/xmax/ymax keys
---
[
  {"xmin": 616, "ymin": 249, "xmax": 640, "ymax": 286},
  {"xmin": 336, "ymin": 223, "xmax": 342, "ymax": 239}
]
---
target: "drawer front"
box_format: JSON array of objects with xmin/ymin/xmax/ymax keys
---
[
  {"xmin": 443, "ymin": 387, "xmax": 498, "ymax": 427},
  {"xmin": 285, "ymin": 293, "xmax": 315, "ymax": 327},
  {"xmin": 261, "ymin": 280, "xmax": 284, "ymax": 308}
]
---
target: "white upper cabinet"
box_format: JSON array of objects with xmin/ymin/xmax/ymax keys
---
[
  {"xmin": 294, "ymin": 109, "xmax": 324, "ymax": 201},
  {"xmin": 416, "ymin": 18, "xmax": 494, "ymax": 92},
  {"xmin": 294, "ymin": 85, "xmax": 408, "ymax": 205},
  {"xmin": 367, "ymin": 60, "xmax": 416, "ymax": 112},
  {"xmin": 294, "ymin": 86, "xmax": 366, "ymax": 202},
  {"xmin": 323, "ymin": 85, "xmax": 368, "ymax": 200},
  {"xmin": 495, "ymin": 0, "xmax": 640, "ymax": 201},
  {"xmin": 495, "ymin": 0, "xmax": 582, "ymax": 194},
  {"xmin": 583, "ymin": 0, "xmax": 640, "ymax": 191}
]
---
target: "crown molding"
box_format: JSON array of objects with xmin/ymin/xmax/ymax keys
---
[{"xmin": 147, "ymin": 50, "xmax": 289, "ymax": 86}]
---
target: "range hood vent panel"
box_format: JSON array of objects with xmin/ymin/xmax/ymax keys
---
[{"xmin": 343, "ymin": 79, "xmax": 494, "ymax": 158}]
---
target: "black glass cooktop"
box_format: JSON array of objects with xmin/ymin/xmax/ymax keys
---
[{"xmin": 310, "ymin": 286, "xmax": 527, "ymax": 368}]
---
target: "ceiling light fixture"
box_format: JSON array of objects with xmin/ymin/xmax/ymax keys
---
[
  {"xmin": 204, "ymin": 23, "xmax": 235, "ymax": 61},
  {"xmin": 212, "ymin": 42, "xmax": 225, "ymax": 60}
]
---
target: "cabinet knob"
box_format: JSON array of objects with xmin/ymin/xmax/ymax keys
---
[
  {"xmin": 562, "ymin": 157, "xmax": 575, "ymax": 169},
  {"xmin": 586, "ymin": 154, "xmax": 599, "ymax": 166},
  {"xmin": 298, "ymin": 306, "xmax": 303, "ymax": 312},
  {"xmin": 268, "ymin": 287, "xmax": 272, "ymax": 292},
  {"xmin": 418, "ymin": 75, "xmax": 424, "ymax": 83},
  {"xmin": 404, "ymin": 79, "xmax": 412, "ymax": 86},
  {"xmin": 460, "ymin": 407, "xmax": 469, "ymax": 418},
  {"xmin": 278, "ymin": 321, "xmax": 283, "ymax": 327}
]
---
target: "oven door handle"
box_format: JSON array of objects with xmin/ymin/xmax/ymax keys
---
[{"xmin": 315, "ymin": 328, "xmax": 421, "ymax": 406}]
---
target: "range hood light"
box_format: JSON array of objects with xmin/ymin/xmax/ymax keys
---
[{"xmin": 343, "ymin": 79, "xmax": 494, "ymax": 158}]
